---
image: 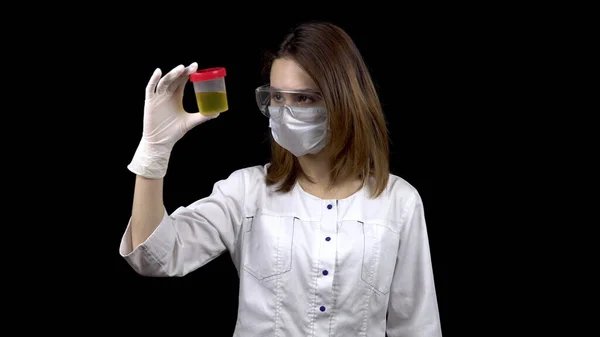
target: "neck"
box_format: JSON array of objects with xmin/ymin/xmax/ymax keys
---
[
  {"xmin": 298, "ymin": 151, "xmax": 332, "ymax": 186},
  {"xmin": 296, "ymin": 151, "xmax": 364, "ymax": 200}
]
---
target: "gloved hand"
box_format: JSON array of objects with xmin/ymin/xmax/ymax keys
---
[{"xmin": 128, "ymin": 63, "xmax": 219, "ymax": 179}]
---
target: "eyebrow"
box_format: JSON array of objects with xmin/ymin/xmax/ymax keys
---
[{"xmin": 271, "ymin": 86, "xmax": 319, "ymax": 92}]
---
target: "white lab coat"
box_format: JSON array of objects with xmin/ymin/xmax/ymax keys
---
[{"xmin": 120, "ymin": 164, "xmax": 442, "ymax": 336}]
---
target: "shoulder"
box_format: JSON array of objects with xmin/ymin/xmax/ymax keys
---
[
  {"xmin": 364, "ymin": 173, "xmax": 423, "ymax": 224},
  {"xmin": 385, "ymin": 173, "xmax": 421, "ymax": 203},
  {"xmin": 228, "ymin": 163, "xmax": 269, "ymax": 181},
  {"xmin": 222, "ymin": 163, "xmax": 269, "ymax": 191},
  {"xmin": 221, "ymin": 163, "xmax": 271, "ymax": 216}
]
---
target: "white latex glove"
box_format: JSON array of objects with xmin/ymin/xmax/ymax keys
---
[{"xmin": 128, "ymin": 62, "xmax": 219, "ymax": 179}]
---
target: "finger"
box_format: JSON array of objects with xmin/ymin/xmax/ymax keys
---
[
  {"xmin": 170, "ymin": 62, "xmax": 198, "ymax": 96},
  {"xmin": 186, "ymin": 112, "xmax": 220, "ymax": 129},
  {"xmin": 156, "ymin": 64, "xmax": 185, "ymax": 95},
  {"xmin": 145, "ymin": 68, "xmax": 162, "ymax": 99}
]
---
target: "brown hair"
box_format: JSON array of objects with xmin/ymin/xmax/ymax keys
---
[{"xmin": 264, "ymin": 21, "xmax": 390, "ymax": 198}]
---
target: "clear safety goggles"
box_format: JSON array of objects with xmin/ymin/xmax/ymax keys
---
[{"xmin": 255, "ymin": 84, "xmax": 325, "ymax": 118}]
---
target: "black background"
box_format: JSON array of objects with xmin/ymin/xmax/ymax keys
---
[
  {"xmin": 15, "ymin": 4, "xmax": 577, "ymax": 335},
  {"xmin": 88, "ymin": 12, "xmax": 454, "ymax": 337}
]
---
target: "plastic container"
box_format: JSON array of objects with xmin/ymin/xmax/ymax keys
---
[{"xmin": 190, "ymin": 67, "xmax": 228, "ymax": 115}]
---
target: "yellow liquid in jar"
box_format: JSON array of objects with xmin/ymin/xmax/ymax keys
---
[{"xmin": 195, "ymin": 91, "xmax": 228, "ymax": 115}]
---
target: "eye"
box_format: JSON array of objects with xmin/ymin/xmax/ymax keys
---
[
  {"xmin": 297, "ymin": 95, "xmax": 315, "ymax": 104},
  {"xmin": 271, "ymin": 93, "xmax": 284, "ymax": 103}
]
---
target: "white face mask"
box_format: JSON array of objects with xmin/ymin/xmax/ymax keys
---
[{"xmin": 268, "ymin": 105, "xmax": 328, "ymax": 157}]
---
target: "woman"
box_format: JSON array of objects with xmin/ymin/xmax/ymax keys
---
[{"xmin": 120, "ymin": 22, "xmax": 442, "ymax": 336}]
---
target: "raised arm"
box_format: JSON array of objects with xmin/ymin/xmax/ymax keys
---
[
  {"xmin": 120, "ymin": 168, "xmax": 247, "ymax": 277},
  {"xmin": 130, "ymin": 176, "xmax": 165, "ymax": 249},
  {"xmin": 120, "ymin": 62, "xmax": 227, "ymax": 276},
  {"xmin": 386, "ymin": 190, "xmax": 442, "ymax": 337}
]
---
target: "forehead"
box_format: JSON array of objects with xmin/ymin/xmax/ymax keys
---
[{"xmin": 270, "ymin": 58, "xmax": 318, "ymax": 91}]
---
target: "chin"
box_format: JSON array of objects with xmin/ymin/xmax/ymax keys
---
[{"xmin": 300, "ymin": 152, "xmax": 328, "ymax": 161}]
